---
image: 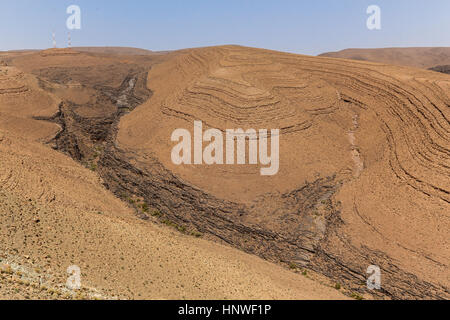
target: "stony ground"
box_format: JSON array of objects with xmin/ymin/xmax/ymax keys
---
[{"xmin": 0, "ymin": 46, "xmax": 449, "ymax": 299}]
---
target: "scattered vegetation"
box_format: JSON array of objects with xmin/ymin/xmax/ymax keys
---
[
  {"xmin": 82, "ymin": 161, "xmax": 97, "ymax": 172},
  {"xmin": 351, "ymin": 292, "xmax": 364, "ymax": 300}
]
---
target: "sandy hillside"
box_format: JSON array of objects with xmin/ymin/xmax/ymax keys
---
[
  {"xmin": 319, "ymin": 47, "xmax": 450, "ymax": 69},
  {"xmin": 0, "ymin": 129, "xmax": 349, "ymax": 300},
  {"xmin": 72, "ymin": 47, "xmax": 155, "ymax": 55}
]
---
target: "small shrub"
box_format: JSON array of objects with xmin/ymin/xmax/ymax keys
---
[
  {"xmin": 151, "ymin": 210, "xmax": 161, "ymax": 217},
  {"xmin": 351, "ymin": 292, "xmax": 364, "ymax": 300},
  {"xmin": 191, "ymin": 231, "xmax": 203, "ymax": 238},
  {"xmin": 141, "ymin": 202, "xmax": 149, "ymax": 213}
]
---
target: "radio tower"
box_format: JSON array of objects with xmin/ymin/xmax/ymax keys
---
[
  {"xmin": 67, "ymin": 32, "xmax": 72, "ymax": 48},
  {"xmin": 52, "ymin": 31, "xmax": 56, "ymax": 48}
]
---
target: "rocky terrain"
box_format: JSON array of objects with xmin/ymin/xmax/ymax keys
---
[
  {"xmin": 0, "ymin": 46, "xmax": 449, "ymax": 299},
  {"xmin": 0, "ymin": 48, "xmax": 349, "ymax": 300}
]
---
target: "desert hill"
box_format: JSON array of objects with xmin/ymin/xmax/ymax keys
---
[
  {"xmin": 1, "ymin": 45, "xmax": 449, "ymax": 299},
  {"xmin": 319, "ymin": 47, "xmax": 450, "ymax": 69},
  {"xmin": 117, "ymin": 45, "xmax": 450, "ymax": 299}
]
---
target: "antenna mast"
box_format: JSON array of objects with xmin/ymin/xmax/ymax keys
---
[
  {"xmin": 68, "ymin": 32, "xmax": 72, "ymax": 48},
  {"xmin": 52, "ymin": 31, "xmax": 56, "ymax": 48}
]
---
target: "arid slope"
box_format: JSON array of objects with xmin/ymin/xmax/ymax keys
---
[
  {"xmin": 0, "ymin": 49, "xmax": 347, "ymax": 300},
  {"xmin": 118, "ymin": 46, "xmax": 450, "ymax": 299},
  {"xmin": 0, "ymin": 132, "xmax": 347, "ymax": 300}
]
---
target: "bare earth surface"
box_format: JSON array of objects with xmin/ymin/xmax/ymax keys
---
[
  {"xmin": 0, "ymin": 46, "xmax": 449, "ymax": 299},
  {"xmin": 118, "ymin": 46, "xmax": 450, "ymax": 299}
]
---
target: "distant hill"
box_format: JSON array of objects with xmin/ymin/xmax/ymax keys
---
[
  {"xmin": 319, "ymin": 47, "xmax": 450, "ymax": 69},
  {"xmin": 2, "ymin": 47, "xmax": 155, "ymax": 55},
  {"xmin": 72, "ymin": 46, "xmax": 155, "ymax": 55}
]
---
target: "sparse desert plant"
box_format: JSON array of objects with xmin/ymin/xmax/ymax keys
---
[
  {"xmin": 191, "ymin": 231, "xmax": 203, "ymax": 238},
  {"xmin": 151, "ymin": 210, "xmax": 161, "ymax": 217},
  {"xmin": 141, "ymin": 202, "xmax": 149, "ymax": 212},
  {"xmin": 351, "ymin": 292, "xmax": 364, "ymax": 300},
  {"xmin": 162, "ymin": 219, "xmax": 175, "ymax": 227}
]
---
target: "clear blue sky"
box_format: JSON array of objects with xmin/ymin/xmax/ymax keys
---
[{"xmin": 1, "ymin": 0, "xmax": 449, "ymax": 55}]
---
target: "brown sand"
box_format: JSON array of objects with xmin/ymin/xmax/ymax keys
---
[{"xmin": 1, "ymin": 45, "xmax": 448, "ymax": 299}]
